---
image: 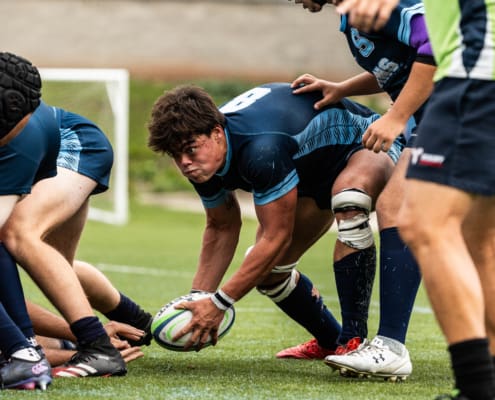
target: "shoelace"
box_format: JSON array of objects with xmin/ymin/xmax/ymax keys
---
[{"xmin": 347, "ymin": 340, "xmax": 388, "ymax": 358}]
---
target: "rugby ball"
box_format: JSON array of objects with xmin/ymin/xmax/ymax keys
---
[{"xmin": 151, "ymin": 292, "xmax": 235, "ymax": 351}]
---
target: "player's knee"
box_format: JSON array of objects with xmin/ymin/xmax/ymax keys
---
[
  {"xmin": 332, "ymin": 189, "xmax": 373, "ymax": 250},
  {"xmin": 1, "ymin": 220, "xmax": 36, "ymax": 258},
  {"xmin": 257, "ymin": 268, "xmax": 298, "ymax": 303}
]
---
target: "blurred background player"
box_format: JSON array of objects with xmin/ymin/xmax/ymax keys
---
[
  {"xmin": 147, "ymin": 83, "xmax": 403, "ymax": 355},
  {"xmin": 0, "ymin": 51, "xmax": 56, "ymax": 390},
  {"xmin": 286, "ymin": 0, "xmax": 435, "ymax": 381},
  {"xmin": 399, "ymin": 1, "xmax": 495, "ymax": 399}
]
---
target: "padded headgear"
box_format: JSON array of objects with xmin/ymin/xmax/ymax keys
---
[{"xmin": 0, "ymin": 52, "xmax": 41, "ymax": 139}]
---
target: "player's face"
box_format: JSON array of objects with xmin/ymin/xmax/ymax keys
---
[{"xmin": 173, "ymin": 128, "xmax": 226, "ymax": 183}]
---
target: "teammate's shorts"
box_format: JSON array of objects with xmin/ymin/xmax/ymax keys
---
[
  {"xmin": 0, "ymin": 102, "xmax": 60, "ymax": 195},
  {"xmin": 298, "ymin": 135, "xmax": 403, "ymax": 210},
  {"xmin": 55, "ymin": 108, "xmax": 114, "ymax": 195},
  {"xmin": 407, "ymin": 77, "xmax": 495, "ymax": 196}
]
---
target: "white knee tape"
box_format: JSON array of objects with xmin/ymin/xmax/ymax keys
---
[
  {"xmin": 332, "ymin": 189, "xmax": 373, "ymax": 249},
  {"xmin": 336, "ymin": 213, "xmax": 374, "ymax": 249},
  {"xmin": 272, "ymin": 261, "xmax": 298, "ymax": 273},
  {"xmin": 257, "ymin": 269, "xmax": 298, "ymax": 303},
  {"xmin": 331, "ymin": 188, "xmax": 372, "ymax": 214}
]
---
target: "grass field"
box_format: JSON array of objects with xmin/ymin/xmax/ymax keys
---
[{"xmin": 16, "ymin": 200, "xmax": 453, "ymax": 399}]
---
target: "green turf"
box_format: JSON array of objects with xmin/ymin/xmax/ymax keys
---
[{"xmin": 16, "ymin": 201, "xmax": 453, "ymax": 399}]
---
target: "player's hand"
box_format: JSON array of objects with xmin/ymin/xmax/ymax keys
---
[
  {"xmin": 120, "ymin": 346, "xmax": 144, "ymax": 364},
  {"xmin": 291, "ymin": 73, "xmax": 344, "ymax": 110},
  {"xmin": 173, "ymin": 297, "xmax": 224, "ymax": 351},
  {"xmin": 336, "ymin": 0, "xmax": 398, "ymax": 32},
  {"xmin": 362, "ymin": 112, "xmax": 405, "ymax": 153},
  {"xmin": 290, "ymin": 0, "xmax": 325, "ymax": 13},
  {"xmin": 104, "ymin": 320, "xmax": 146, "ymax": 345}
]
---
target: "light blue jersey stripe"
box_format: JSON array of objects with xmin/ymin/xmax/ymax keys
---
[{"xmin": 293, "ymin": 109, "xmax": 379, "ymax": 159}]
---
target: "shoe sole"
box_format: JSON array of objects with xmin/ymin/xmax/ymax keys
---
[
  {"xmin": 324, "ymin": 359, "xmax": 410, "ymax": 382},
  {"xmin": 4, "ymin": 375, "xmax": 52, "ymax": 390}
]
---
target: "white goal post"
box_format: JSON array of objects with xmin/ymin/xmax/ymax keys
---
[{"xmin": 39, "ymin": 68, "xmax": 129, "ymax": 225}]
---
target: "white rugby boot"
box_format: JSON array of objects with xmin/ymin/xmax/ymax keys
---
[{"xmin": 324, "ymin": 336, "xmax": 412, "ymax": 381}]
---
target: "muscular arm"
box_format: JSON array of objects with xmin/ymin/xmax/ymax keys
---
[
  {"xmin": 292, "ymin": 72, "xmax": 382, "ymax": 110},
  {"xmin": 221, "ymin": 187, "xmax": 297, "ymax": 300},
  {"xmin": 362, "ymin": 60, "xmax": 436, "ymax": 152},
  {"xmin": 191, "ymin": 192, "xmax": 242, "ymax": 292},
  {"xmin": 176, "ymin": 188, "xmax": 298, "ymax": 350}
]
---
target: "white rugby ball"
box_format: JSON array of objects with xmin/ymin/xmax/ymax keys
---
[{"xmin": 151, "ymin": 292, "xmax": 235, "ymax": 351}]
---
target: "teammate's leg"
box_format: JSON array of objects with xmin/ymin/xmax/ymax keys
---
[
  {"xmin": 74, "ymin": 260, "xmax": 153, "ymax": 346},
  {"xmin": 400, "ymin": 180, "xmax": 495, "ymax": 399},
  {"xmin": 2, "ymin": 168, "xmax": 126, "ymax": 377}
]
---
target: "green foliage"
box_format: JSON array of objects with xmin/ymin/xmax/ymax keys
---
[{"xmin": 18, "ymin": 202, "xmax": 453, "ymax": 399}]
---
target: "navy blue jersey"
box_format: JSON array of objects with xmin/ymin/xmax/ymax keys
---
[
  {"xmin": 340, "ymin": 0, "xmax": 426, "ymax": 101},
  {"xmin": 192, "ymin": 83, "xmax": 403, "ymax": 210},
  {"xmin": 0, "ymin": 101, "xmax": 60, "ymax": 195}
]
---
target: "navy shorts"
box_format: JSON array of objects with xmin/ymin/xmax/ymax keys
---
[
  {"xmin": 55, "ymin": 108, "xmax": 114, "ymax": 195},
  {"xmin": 407, "ymin": 78, "xmax": 495, "ymax": 196},
  {"xmin": 0, "ymin": 102, "xmax": 60, "ymax": 195}
]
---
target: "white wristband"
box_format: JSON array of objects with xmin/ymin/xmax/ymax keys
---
[{"xmin": 211, "ymin": 289, "xmax": 235, "ymax": 311}]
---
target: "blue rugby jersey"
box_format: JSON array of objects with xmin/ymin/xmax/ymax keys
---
[
  {"xmin": 340, "ymin": 0, "xmax": 430, "ymax": 101},
  {"xmin": 191, "ymin": 83, "xmax": 402, "ymax": 210}
]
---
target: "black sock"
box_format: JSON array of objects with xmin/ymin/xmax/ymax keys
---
[
  {"xmin": 104, "ymin": 293, "xmax": 152, "ymax": 330},
  {"xmin": 70, "ymin": 316, "xmax": 107, "ymax": 347},
  {"xmin": 333, "ymin": 246, "xmax": 376, "ymax": 344},
  {"xmin": 449, "ymin": 338, "xmax": 495, "ymax": 400},
  {"xmin": 275, "ymin": 273, "xmax": 341, "ymax": 349}
]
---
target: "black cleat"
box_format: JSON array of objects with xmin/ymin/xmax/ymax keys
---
[
  {"xmin": 0, "ymin": 353, "xmax": 52, "ymax": 390},
  {"xmin": 52, "ymin": 335, "xmax": 127, "ymax": 378}
]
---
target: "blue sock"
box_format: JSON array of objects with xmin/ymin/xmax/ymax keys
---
[
  {"xmin": 0, "ymin": 302, "xmax": 30, "ymax": 358},
  {"xmin": 104, "ymin": 293, "xmax": 151, "ymax": 330},
  {"xmin": 0, "ymin": 243, "xmax": 35, "ymax": 338},
  {"xmin": 377, "ymin": 227, "xmax": 421, "ymax": 344},
  {"xmin": 333, "ymin": 246, "xmax": 376, "ymax": 344},
  {"xmin": 275, "ymin": 273, "xmax": 341, "ymax": 349},
  {"xmin": 70, "ymin": 316, "xmax": 107, "ymax": 347}
]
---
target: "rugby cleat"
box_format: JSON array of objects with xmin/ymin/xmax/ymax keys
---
[
  {"xmin": 335, "ymin": 337, "xmax": 362, "ymax": 355},
  {"xmin": 0, "ymin": 352, "xmax": 52, "ymax": 390},
  {"xmin": 325, "ymin": 336, "xmax": 412, "ymax": 381},
  {"xmin": 53, "ymin": 335, "xmax": 126, "ymax": 378},
  {"xmin": 276, "ymin": 338, "xmax": 335, "ymax": 360}
]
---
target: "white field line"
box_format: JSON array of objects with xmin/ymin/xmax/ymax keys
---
[{"xmin": 96, "ymin": 263, "xmax": 432, "ymax": 315}]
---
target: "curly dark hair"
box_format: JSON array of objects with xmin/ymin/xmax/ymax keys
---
[{"xmin": 147, "ymin": 85, "xmax": 225, "ymax": 157}]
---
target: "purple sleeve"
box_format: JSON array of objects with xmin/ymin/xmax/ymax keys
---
[{"xmin": 409, "ymin": 14, "xmax": 433, "ymax": 57}]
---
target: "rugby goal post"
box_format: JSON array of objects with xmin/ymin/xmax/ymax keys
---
[{"xmin": 39, "ymin": 68, "xmax": 129, "ymax": 225}]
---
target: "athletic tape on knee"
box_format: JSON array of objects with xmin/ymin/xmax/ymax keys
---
[
  {"xmin": 332, "ymin": 189, "xmax": 373, "ymax": 250},
  {"xmin": 271, "ymin": 261, "xmax": 298, "ymax": 274},
  {"xmin": 257, "ymin": 269, "xmax": 298, "ymax": 303}
]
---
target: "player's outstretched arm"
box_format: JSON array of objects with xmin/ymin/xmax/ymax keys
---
[{"xmin": 336, "ymin": 0, "xmax": 399, "ymax": 32}]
